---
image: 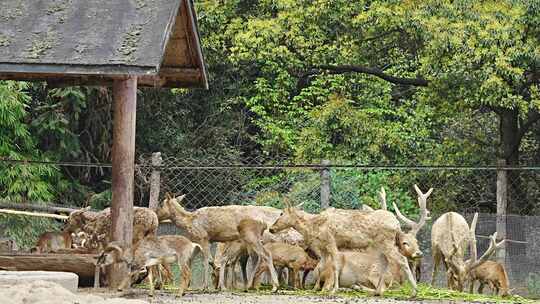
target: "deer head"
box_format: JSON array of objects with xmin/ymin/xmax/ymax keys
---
[
  {"xmin": 156, "ymin": 193, "xmax": 190, "ymax": 221},
  {"xmin": 269, "ymin": 197, "xmax": 304, "ymax": 233},
  {"xmin": 64, "ymin": 206, "xmax": 92, "ymax": 232},
  {"xmin": 446, "ymin": 213, "xmax": 505, "ymax": 291},
  {"xmin": 391, "ymin": 185, "xmax": 432, "ymax": 260}
]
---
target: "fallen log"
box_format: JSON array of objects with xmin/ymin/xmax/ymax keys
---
[{"xmin": 0, "ymin": 253, "xmax": 98, "ymax": 286}]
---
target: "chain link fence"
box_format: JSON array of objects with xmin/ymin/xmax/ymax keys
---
[
  {"xmin": 0, "ymin": 155, "xmax": 539, "ymax": 296},
  {"xmin": 137, "ymin": 153, "xmax": 540, "ymax": 296}
]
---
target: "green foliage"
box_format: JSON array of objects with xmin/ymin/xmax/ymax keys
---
[
  {"xmin": 240, "ymin": 283, "xmax": 532, "ymax": 303},
  {"xmin": 0, "ymin": 81, "xmax": 63, "ymax": 248}
]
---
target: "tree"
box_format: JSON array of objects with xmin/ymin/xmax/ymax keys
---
[{"xmin": 198, "ymin": 0, "xmax": 539, "ymax": 213}]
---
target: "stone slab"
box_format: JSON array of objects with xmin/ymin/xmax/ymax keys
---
[{"xmin": 0, "ymin": 271, "xmax": 79, "ymax": 292}]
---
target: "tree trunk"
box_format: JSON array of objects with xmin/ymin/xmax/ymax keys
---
[{"xmin": 499, "ymin": 109, "xmax": 524, "ymax": 214}]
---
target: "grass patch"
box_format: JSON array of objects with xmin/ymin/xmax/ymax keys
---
[{"xmin": 233, "ymin": 283, "xmax": 534, "ymax": 303}]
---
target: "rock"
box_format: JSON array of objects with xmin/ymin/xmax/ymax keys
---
[{"xmin": 0, "ymin": 270, "xmax": 79, "ymax": 292}]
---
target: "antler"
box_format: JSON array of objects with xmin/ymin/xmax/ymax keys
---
[
  {"xmin": 393, "ymin": 184, "xmax": 432, "ymax": 235},
  {"xmin": 378, "ymin": 187, "xmax": 387, "ymax": 210},
  {"xmin": 469, "ymin": 213, "xmax": 479, "ymax": 263},
  {"xmin": 466, "ymin": 231, "xmax": 505, "ymax": 272}
]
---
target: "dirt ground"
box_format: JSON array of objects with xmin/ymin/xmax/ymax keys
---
[{"xmin": 83, "ymin": 288, "xmax": 478, "ymax": 304}]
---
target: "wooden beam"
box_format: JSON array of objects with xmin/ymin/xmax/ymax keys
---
[
  {"xmin": 109, "ymin": 76, "xmax": 137, "ymax": 289},
  {"xmin": 0, "ymin": 201, "xmax": 77, "ymax": 214},
  {"xmin": 0, "ymin": 209, "xmax": 68, "ymax": 220}
]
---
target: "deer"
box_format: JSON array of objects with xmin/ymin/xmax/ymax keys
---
[
  {"xmin": 251, "ymin": 242, "xmax": 319, "ymax": 289},
  {"xmin": 467, "ymin": 260, "xmax": 510, "ymax": 297},
  {"xmin": 154, "ymin": 194, "xmax": 280, "ymax": 291},
  {"xmin": 431, "ymin": 212, "xmax": 505, "ymax": 291},
  {"xmin": 32, "ymin": 230, "xmax": 73, "ymax": 253},
  {"xmin": 386, "ymin": 184, "xmax": 433, "ymax": 282},
  {"xmin": 95, "ymin": 235, "xmax": 201, "ymax": 296},
  {"xmin": 312, "ymin": 248, "xmax": 398, "ymax": 293},
  {"xmin": 271, "ymin": 198, "xmax": 418, "ymax": 296},
  {"xmin": 65, "ymin": 206, "xmax": 159, "ymax": 250},
  {"xmin": 213, "ymin": 225, "xmax": 306, "ymax": 290}
]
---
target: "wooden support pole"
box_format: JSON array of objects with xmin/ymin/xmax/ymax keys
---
[
  {"xmin": 109, "ymin": 77, "xmax": 137, "ymax": 289},
  {"xmin": 148, "ymin": 152, "xmax": 162, "ymax": 209},
  {"xmin": 320, "ymin": 159, "xmax": 331, "ymax": 209},
  {"xmin": 496, "ymin": 159, "xmax": 508, "ymax": 263}
]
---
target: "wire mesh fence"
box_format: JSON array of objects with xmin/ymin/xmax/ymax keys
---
[
  {"xmin": 1, "ymin": 154, "xmax": 540, "ymax": 296},
  {"xmin": 137, "ymin": 153, "xmax": 540, "ymax": 296}
]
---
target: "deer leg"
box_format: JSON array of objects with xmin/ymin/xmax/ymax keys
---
[
  {"xmin": 252, "ymin": 262, "xmax": 268, "ymax": 290},
  {"xmin": 478, "ymin": 282, "xmax": 485, "ymax": 294},
  {"xmin": 148, "ymin": 267, "xmax": 155, "ymax": 297},
  {"xmin": 431, "ymin": 250, "xmax": 442, "ymax": 287},
  {"xmin": 312, "ymin": 260, "xmax": 322, "ymax": 290},
  {"xmin": 247, "ymin": 251, "xmax": 259, "ymax": 289},
  {"xmin": 374, "ymin": 251, "xmax": 389, "ymax": 296},
  {"xmin": 469, "ymin": 279, "xmax": 474, "ymax": 294},
  {"xmin": 239, "ymin": 253, "xmax": 249, "ymax": 289},
  {"xmin": 178, "ymin": 263, "xmax": 190, "ymax": 297},
  {"xmin": 292, "ymin": 268, "xmax": 300, "ymax": 289},
  {"xmin": 302, "ymin": 269, "xmax": 310, "ymax": 289},
  {"xmin": 200, "ymin": 239, "xmax": 211, "ymax": 290},
  {"xmin": 219, "ymin": 256, "xmax": 228, "ymax": 291},
  {"xmin": 251, "ymin": 241, "xmax": 279, "ymax": 292},
  {"xmin": 384, "ymin": 244, "xmax": 416, "ymax": 297}
]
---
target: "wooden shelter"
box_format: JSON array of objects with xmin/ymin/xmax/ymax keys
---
[{"xmin": 0, "ymin": 0, "xmax": 208, "ymax": 287}]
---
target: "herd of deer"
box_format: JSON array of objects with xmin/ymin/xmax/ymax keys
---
[{"xmin": 30, "ymin": 184, "xmax": 510, "ymax": 298}]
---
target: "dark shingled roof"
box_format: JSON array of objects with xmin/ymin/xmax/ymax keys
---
[{"xmin": 0, "ymin": 0, "xmax": 208, "ymax": 88}]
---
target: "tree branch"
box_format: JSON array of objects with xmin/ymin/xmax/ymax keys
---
[
  {"xmin": 312, "ymin": 64, "xmax": 429, "ymax": 86},
  {"xmin": 517, "ymin": 109, "xmax": 540, "ymax": 140}
]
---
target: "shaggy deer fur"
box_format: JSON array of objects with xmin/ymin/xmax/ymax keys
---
[
  {"xmin": 468, "ymin": 260, "xmax": 510, "ymax": 297},
  {"xmin": 271, "ymin": 200, "xmax": 418, "ymax": 296},
  {"xmin": 270, "ymin": 203, "xmax": 340, "ymax": 294},
  {"xmin": 252, "ymin": 242, "xmax": 318, "ymax": 289},
  {"xmin": 65, "ymin": 206, "xmax": 159, "ymax": 249},
  {"xmin": 96, "ymin": 235, "xmax": 201, "ymax": 296},
  {"xmin": 213, "ymin": 227, "xmax": 306, "ymax": 290},
  {"xmin": 431, "ymin": 212, "xmax": 504, "ymax": 291},
  {"xmin": 155, "ymin": 194, "xmax": 280, "ymax": 291},
  {"xmin": 389, "ymin": 185, "xmax": 432, "ymax": 282},
  {"xmin": 33, "ymin": 230, "xmax": 73, "ymax": 253},
  {"xmin": 316, "ymin": 249, "xmax": 397, "ymax": 293}
]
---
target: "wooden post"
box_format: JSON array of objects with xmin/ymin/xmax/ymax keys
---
[
  {"xmin": 148, "ymin": 152, "xmax": 162, "ymax": 209},
  {"xmin": 496, "ymin": 159, "xmax": 508, "ymax": 263},
  {"xmin": 320, "ymin": 160, "xmax": 331, "ymax": 209},
  {"xmin": 109, "ymin": 77, "xmax": 137, "ymax": 288}
]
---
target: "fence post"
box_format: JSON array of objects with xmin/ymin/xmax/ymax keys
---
[
  {"xmin": 320, "ymin": 159, "xmax": 331, "ymax": 209},
  {"xmin": 496, "ymin": 159, "xmax": 508, "ymax": 263},
  {"xmin": 148, "ymin": 152, "xmax": 162, "ymax": 209}
]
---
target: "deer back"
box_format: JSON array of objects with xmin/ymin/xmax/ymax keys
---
[
  {"xmin": 193, "ymin": 205, "xmax": 280, "ymax": 241},
  {"xmin": 431, "ymin": 212, "xmax": 470, "ymax": 260}
]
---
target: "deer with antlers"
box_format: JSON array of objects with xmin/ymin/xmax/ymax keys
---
[
  {"xmin": 154, "ymin": 194, "xmax": 280, "ymax": 291},
  {"xmin": 431, "ymin": 212, "xmax": 505, "ymax": 291},
  {"xmin": 383, "ymin": 185, "xmax": 432, "ymax": 282},
  {"xmin": 270, "ymin": 197, "xmax": 418, "ymax": 296}
]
